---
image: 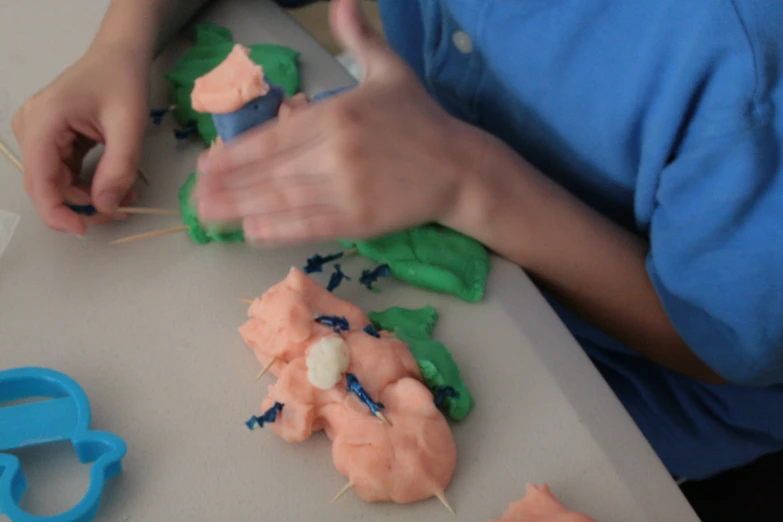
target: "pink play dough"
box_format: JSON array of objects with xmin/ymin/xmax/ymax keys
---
[
  {"xmin": 191, "ymin": 44, "xmax": 270, "ymax": 114},
  {"xmin": 243, "ymin": 267, "xmax": 455, "ymax": 505}
]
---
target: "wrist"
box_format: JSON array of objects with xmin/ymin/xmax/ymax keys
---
[
  {"xmin": 89, "ymin": 0, "xmax": 163, "ymax": 64},
  {"xmin": 440, "ymin": 126, "xmax": 539, "ymax": 266}
]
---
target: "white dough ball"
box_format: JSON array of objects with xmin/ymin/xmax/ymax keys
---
[{"xmin": 306, "ymin": 336, "xmax": 351, "ymax": 390}]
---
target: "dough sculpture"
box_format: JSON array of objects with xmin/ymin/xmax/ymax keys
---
[
  {"xmin": 164, "ymin": 22, "xmax": 300, "ymax": 144},
  {"xmin": 240, "ymin": 267, "xmax": 459, "ymax": 511},
  {"xmin": 488, "ymin": 484, "xmax": 598, "ymax": 522},
  {"xmin": 112, "ymin": 23, "xmax": 301, "ymax": 246},
  {"xmin": 191, "ymin": 43, "xmax": 286, "ymax": 142},
  {"xmin": 177, "ymin": 37, "xmax": 292, "ymax": 244}
]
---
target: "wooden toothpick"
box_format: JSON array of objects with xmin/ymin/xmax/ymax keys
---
[
  {"xmin": 109, "ymin": 225, "xmax": 188, "ymax": 245},
  {"xmin": 238, "ymin": 298, "xmax": 253, "ymax": 304},
  {"xmin": 116, "ymin": 207, "xmax": 180, "ymax": 216},
  {"xmin": 255, "ymin": 358, "xmax": 277, "ymax": 381},
  {"xmin": 0, "ymin": 140, "xmax": 23, "ymax": 172},
  {"xmin": 331, "ymin": 482, "xmax": 452, "ymax": 514},
  {"xmin": 375, "ymin": 411, "xmax": 391, "ymax": 427},
  {"xmin": 434, "ymin": 491, "xmax": 456, "ymax": 516},
  {"xmin": 2, "ymin": 138, "xmax": 172, "ymax": 216},
  {"xmin": 331, "ymin": 481, "xmax": 353, "ymax": 503}
]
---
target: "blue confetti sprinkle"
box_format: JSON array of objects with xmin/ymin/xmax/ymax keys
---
[
  {"xmin": 326, "ymin": 263, "xmax": 351, "ymax": 292},
  {"xmin": 433, "ymin": 386, "xmax": 459, "ymax": 409},
  {"xmin": 174, "ymin": 120, "xmax": 198, "ymax": 140},
  {"xmin": 303, "ymin": 251, "xmax": 345, "ymax": 274},
  {"xmin": 359, "ymin": 264, "xmax": 391, "ymax": 291},
  {"xmin": 363, "ymin": 324, "xmax": 381, "ymax": 338},
  {"xmin": 346, "ymin": 373, "xmax": 385, "ymax": 416},
  {"xmin": 245, "ymin": 402, "xmax": 284, "ymax": 430},
  {"xmin": 149, "ymin": 106, "xmax": 173, "ymax": 125},
  {"xmin": 315, "ymin": 315, "xmax": 350, "ymax": 333},
  {"xmin": 68, "ymin": 204, "xmax": 97, "ymax": 217}
]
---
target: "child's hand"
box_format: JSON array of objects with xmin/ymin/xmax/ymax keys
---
[
  {"xmin": 194, "ymin": 0, "xmax": 487, "ymax": 246},
  {"xmin": 12, "ymin": 45, "xmax": 148, "ymax": 235}
]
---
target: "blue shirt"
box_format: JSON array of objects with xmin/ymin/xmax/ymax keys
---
[{"xmin": 280, "ymin": 0, "xmax": 783, "ymax": 479}]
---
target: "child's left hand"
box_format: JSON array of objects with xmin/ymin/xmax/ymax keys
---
[{"xmin": 194, "ymin": 0, "xmax": 489, "ymax": 245}]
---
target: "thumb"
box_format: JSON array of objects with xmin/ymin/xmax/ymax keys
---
[
  {"xmin": 91, "ymin": 111, "xmax": 143, "ymax": 212},
  {"xmin": 329, "ymin": 0, "xmax": 393, "ymax": 79}
]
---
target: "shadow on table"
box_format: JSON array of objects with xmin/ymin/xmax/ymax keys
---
[{"xmin": 680, "ymin": 448, "xmax": 783, "ymax": 522}]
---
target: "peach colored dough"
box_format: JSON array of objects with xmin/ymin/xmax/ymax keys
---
[
  {"xmin": 488, "ymin": 484, "xmax": 598, "ymax": 522},
  {"xmin": 191, "ymin": 44, "xmax": 270, "ymax": 114},
  {"xmin": 327, "ymin": 378, "xmax": 456, "ymax": 503},
  {"xmin": 260, "ymin": 358, "xmax": 348, "ymax": 442},
  {"xmin": 239, "ymin": 267, "xmax": 369, "ymax": 377},
  {"xmin": 245, "ymin": 267, "xmax": 456, "ymax": 505}
]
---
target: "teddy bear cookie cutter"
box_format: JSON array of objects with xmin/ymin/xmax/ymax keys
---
[{"xmin": 0, "ymin": 367, "xmax": 126, "ymax": 522}]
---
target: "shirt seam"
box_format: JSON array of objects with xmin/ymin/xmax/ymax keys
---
[{"xmin": 723, "ymin": 0, "xmax": 761, "ymax": 106}]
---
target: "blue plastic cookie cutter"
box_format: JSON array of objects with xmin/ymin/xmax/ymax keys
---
[{"xmin": 0, "ymin": 367, "xmax": 127, "ymax": 522}]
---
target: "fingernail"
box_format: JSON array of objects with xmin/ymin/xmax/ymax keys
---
[{"xmin": 97, "ymin": 190, "xmax": 122, "ymax": 211}]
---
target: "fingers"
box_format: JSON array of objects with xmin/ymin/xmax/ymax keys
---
[
  {"xmin": 17, "ymin": 117, "xmax": 87, "ymax": 234},
  {"xmin": 278, "ymin": 93, "xmax": 310, "ymax": 121},
  {"xmin": 198, "ymin": 167, "xmax": 334, "ymax": 222},
  {"xmin": 33, "ymin": 169, "xmax": 87, "ymax": 234},
  {"xmin": 329, "ymin": 0, "xmax": 391, "ymax": 78},
  {"xmin": 196, "ymin": 114, "xmax": 325, "ymax": 178},
  {"xmin": 91, "ymin": 107, "xmax": 145, "ymax": 213},
  {"xmin": 243, "ymin": 205, "xmax": 347, "ymax": 246}
]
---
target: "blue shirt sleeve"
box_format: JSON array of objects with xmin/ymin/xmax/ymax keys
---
[
  {"xmin": 647, "ymin": 106, "xmax": 783, "ymax": 386},
  {"xmin": 640, "ymin": 0, "xmax": 783, "ymax": 387}
]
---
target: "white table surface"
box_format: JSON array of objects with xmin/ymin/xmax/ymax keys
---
[{"xmin": 0, "ymin": 1, "xmax": 701, "ymax": 521}]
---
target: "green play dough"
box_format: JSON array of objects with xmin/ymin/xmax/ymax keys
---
[
  {"xmin": 178, "ymin": 172, "xmax": 244, "ymax": 244},
  {"xmin": 164, "ymin": 22, "xmax": 302, "ymax": 145},
  {"xmin": 340, "ymin": 224, "xmax": 491, "ymax": 302},
  {"xmin": 368, "ymin": 305, "xmax": 474, "ymax": 421}
]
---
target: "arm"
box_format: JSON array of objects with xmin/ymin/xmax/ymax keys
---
[
  {"xmin": 90, "ymin": 0, "xmax": 214, "ymax": 61},
  {"xmin": 91, "ymin": 0, "xmax": 327, "ymax": 59},
  {"xmin": 446, "ymin": 135, "xmax": 726, "ymax": 384}
]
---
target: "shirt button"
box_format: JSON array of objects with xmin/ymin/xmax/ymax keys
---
[{"xmin": 452, "ymin": 31, "xmax": 473, "ymax": 54}]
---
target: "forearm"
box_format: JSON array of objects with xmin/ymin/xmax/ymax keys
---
[
  {"xmin": 90, "ymin": 0, "xmax": 213, "ymax": 61},
  {"xmin": 449, "ymin": 135, "xmax": 724, "ymax": 384}
]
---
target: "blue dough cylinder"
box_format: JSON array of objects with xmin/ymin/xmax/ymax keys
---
[{"xmin": 211, "ymin": 83, "xmax": 285, "ymax": 142}]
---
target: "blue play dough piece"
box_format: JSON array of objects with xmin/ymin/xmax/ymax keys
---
[
  {"xmin": 67, "ymin": 205, "xmax": 97, "ymax": 217},
  {"xmin": 211, "ymin": 83, "xmax": 286, "ymax": 142},
  {"xmin": 326, "ymin": 263, "xmax": 350, "ymax": 292},
  {"xmin": 314, "ymin": 315, "xmax": 350, "ymax": 333},
  {"xmin": 0, "ymin": 367, "xmax": 127, "ymax": 522},
  {"xmin": 362, "ymin": 324, "xmax": 381, "ymax": 338},
  {"xmin": 345, "ymin": 373, "xmax": 385, "ymax": 416}
]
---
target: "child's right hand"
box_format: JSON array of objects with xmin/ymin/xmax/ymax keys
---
[{"xmin": 12, "ymin": 45, "xmax": 149, "ymax": 235}]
